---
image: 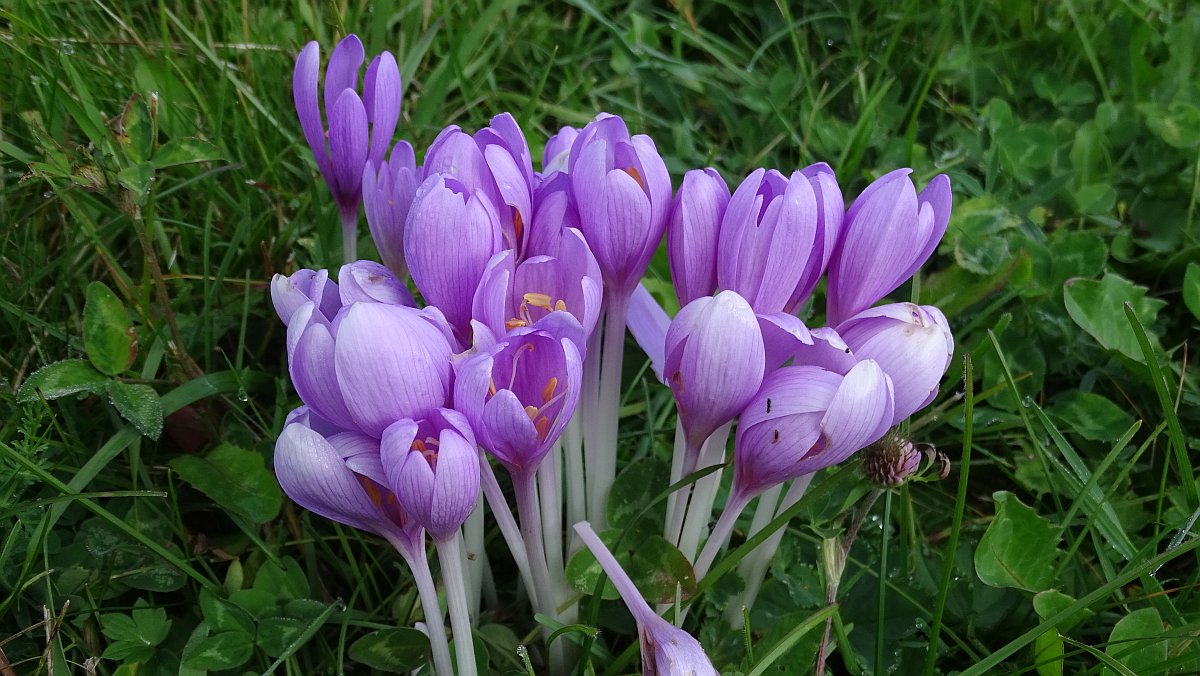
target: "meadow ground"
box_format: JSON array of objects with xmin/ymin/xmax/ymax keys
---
[{"xmin": 2, "ymin": 0, "xmax": 1199, "ymax": 674}]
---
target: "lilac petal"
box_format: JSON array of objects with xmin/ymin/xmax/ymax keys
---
[
  {"xmin": 285, "ymin": 405, "xmax": 344, "ymax": 438},
  {"xmin": 405, "ymin": 176, "xmax": 503, "ymax": 334},
  {"xmin": 576, "ymin": 162, "xmax": 652, "ymax": 293},
  {"xmin": 452, "ymin": 351, "xmax": 493, "ymax": 431},
  {"xmin": 838, "ymin": 303, "xmax": 953, "ymax": 423},
  {"xmin": 668, "ymin": 168, "xmax": 729, "ymax": 306},
  {"xmin": 542, "ymin": 125, "xmax": 579, "ymax": 175},
  {"xmin": 424, "ymin": 128, "xmax": 501, "ymax": 208},
  {"xmin": 328, "ymin": 89, "xmax": 369, "ymax": 210},
  {"xmin": 903, "ymin": 174, "xmax": 952, "ymax": 282},
  {"xmin": 630, "ymin": 134, "xmax": 673, "ymax": 233},
  {"xmin": 334, "ymin": 303, "xmax": 454, "ymax": 436},
  {"xmin": 334, "ymin": 431, "xmax": 389, "ymax": 486},
  {"xmin": 292, "ymin": 41, "xmax": 332, "ymax": 182},
  {"xmin": 756, "ymin": 312, "xmax": 814, "ymax": 371},
  {"xmin": 483, "ymin": 143, "xmax": 533, "ymax": 251},
  {"xmin": 664, "ymin": 291, "xmax": 765, "ymax": 446},
  {"xmin": 480, "ymin": 389, "xmax": 541, "ymax": 470},
  {"xmin": 429, "ymin": 426, "xmax": 480, "ymax": 539},
  {"xmin": 275, "ymin": 422, "xmax": 395, "ymax": 537},
  {"xmin": 787, "ymin": 164, "xmax": 844, "ymax": 312},
  {"xmin": 626, "ymin": 284, "xmax": 669, "ymax": 381},
  {"xmin": 793, "ymin": 327, "xmax": 858, "ymax": 375},
  {"xmin": 338, "ymin": 260, "xmax": 415, "ymax": 306},
  {"xmin": 271, "ymin": 268, "xmax": 340, "ymax": 326},
  {"xmin": 827, "ymin": 168, "xmax": 920, "ymax": 325},
  {"xmin": 792, "ymin": 359, "xmax": 894, "ymax": 473},
  {"xmin": 323, "ymin": 35, "xmax": 364, "ymax": 123},
  {"xmin": 287, "ymin": 306, "xmax": 356, "ymax": 430},
  {"xmin": 471, "ymin": 250, "xmax": 515, "ymax": 340},
  {"xmin": 363, "ymin": 52, "xmax": 401, "ymax": 166}
]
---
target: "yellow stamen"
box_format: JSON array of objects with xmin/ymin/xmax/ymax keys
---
[
  {"xmin": 553, "ymin": 299, "xmax": 567, "ymax": 312},
  {"xmin": 535, "ymin": 416, "xmax": 551, "ymax": 441},
  {"xmin": 524, "ymin": 405, "xmax": 540, "ymax": 420},
  {"xmin": 523, "ymin": 292, "xmax": 553, "ymax": 310},
  {"xmin": 505, "ymin": 318, "xmax": 527, "ymax": 330},
  {"xmin": 541, "ymin": 377, "xmax": 558, "ymax": 403}
]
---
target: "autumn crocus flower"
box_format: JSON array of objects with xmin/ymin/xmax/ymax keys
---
[
  {"xmin": 380, "ymin": 409, "xmax": 481, "ymax": 676},
  {"xmin": 826, "ymin": 169, "xmax": 951, "ymax": 325},
  {"xmin": 693, "ymin": 361, "xmax": 894, "ymax": 579},
  {"xmin": 283, "ymin": 300, "xmax": 454, "ymax": 437},
  {"xmin": 271, "ymin": 268, "xmax": 341, "ymax": 326},
  {"xmin": 404, "ymin": 175, "xmax": 504, "ymax": 341},
  {"xmin": 574, "ymin": 522, "xmax": 718, "ymax": 676},
  {"xmin": 568, "ymin": 113, "xmax": 672, "ymax": 297},
  {"xmin": 362, "ymin": 141, "xmax": 422, "ymax": 280},
  {"xmin": 667, "ymin": 168, "xmax": 729, "ymax": 307},
  {"xmin": 293, "ymin": 35, "xmax": 401, "ymax": 262},
  {"xmin": 836, "ymin": 302, "xmax": 954, "ymax": 424},
  {"xmin": 274, "ymin": 409, "xmax": 455, "ymax": 675}
]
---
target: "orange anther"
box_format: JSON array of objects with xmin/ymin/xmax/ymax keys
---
[{"xmin": 541, "ymin": 377, "xmax": 558, "ymax": 403}]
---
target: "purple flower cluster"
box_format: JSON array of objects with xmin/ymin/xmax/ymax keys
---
[{"xmin": 277, "ymin": 33, "xmax": 957, "ymax": 676}]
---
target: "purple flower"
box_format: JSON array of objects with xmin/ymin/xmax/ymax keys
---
[
  {"xmin": 667, "ymin": 168, "xmax": 730, "ymax": 307},
  {"xmin": 423, "ymin": 114, "xmax": 534, "ymax": 255},
  {"xmin": 404, "ymin": 175, "xmax": 503, "ymax": 339},
  {"xmin": 573, "ymin": 522, "xmax": 718, "ymax": 676},
  {"xmin": 471, "ymin": 229, "xmax": 603, "ymax": 349},
  {"xmin": 275, "ymin": 411, "xmax": 421, "ymax": 552},
  {"xmin": 284, "ymin": 301, "xmax": 454, "ymax": 437},
  {"xmin": 826, "ymin": 169, "xmax": 951, "ymax": 325},
  {"xmin": 454, "ymin": 314, "xmax": 584, "ymax": 476},
  {"xmin": 568, "ymin": 113, "xmax": 672, "ymax": 296},
  {"xmin": 716, "ymin": 168, "xmax": 819, "ymax": 314},
  {"xmin": 756, "ymin": 313, "xmax": 856, "ymax": 374},
  {"xmin": 293, "ymin": 35, "xmax": 401, "ymax": 221},
  {"xmin": 664, "ymin": 291, "xmax": 765, "ymax": 448},
  {"xmin": 786, "ymin": 163, "xmax": 844, "ymax": 313},
  {"xmin": 541, "ymin": 125, "xmax": 579, "ymax": 178},
  {"xmin": 337, "ymin": 260, "xmax": 415, "ymax": 307},
  {"xmin": 271, "ymin": 268, "xmax": 341, "ymax": 326},
  {"xmin": 525, "ymin": 172, "xmax": 581, "ymax": 258},
  {"xmin": 362, "ymin": 142, "xmax": 422, "ymax": 280},
  {"xmin": 380, "ymin": 409, "xmax": 480, "ymax": 542},
  {"xmin": 836, "ymin": 302, "xmax": 954, "ymax": 424},
  {"xmin": 733, "ymin": 361, "xmax": 895, "ymax": 498}
]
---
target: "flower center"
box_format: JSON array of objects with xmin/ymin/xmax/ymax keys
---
[{"xmin": 505, "ymin": 292, "xmax": 569, "ymax": 330}]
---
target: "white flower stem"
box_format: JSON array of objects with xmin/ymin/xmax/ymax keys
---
[
  {"xmin": 515, "ymin": 469, "xmax": 568, "ymax": 672},
  {"xmin": 726, "ymin": 475, "xmax": 814, "ymax": 625},
  {"xmin": 463, "ymin": 487, "xmax": 484, "ymax": 622},
  {"xmin": 693, "ymin": 489, "xmax": 752, "ymax": 581},
  {"xmin": 477, "ymin": 452, "xmax": 536, "ymax": 606},
  {"xmin": 587, "ymin": 293, "xmax": 630, "ymax": 530},
  {"xmin": 663, "ymin": 420, "xmax": 696, "ymax": 546},
  {"xmin": 539, "ymin": 440, "xmax": 565, "ymax": 590},
  {"xmin": 678, "ymin": 423, "xmax": 732, "ymax": 561},
  {"xmin": 563, "ymin": 414, "xmax": 586, "ymax": 554},
  {"xmin": 435, "ymin": 533, "xmax": 478, "ymax": 676},
  {"xmin": 392, "ymin": 538, "xmax": 454, "ymax": 676},
  {"xmin": 339, "ymin": 210, "xmax": 357, "ymax": 264},
  {"xmin": 580, "ymin": 325, "xmax": 603, "ymax": 524}
]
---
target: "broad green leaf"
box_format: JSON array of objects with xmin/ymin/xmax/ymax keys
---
[
  {"xmin": 119, "ymin": 95, "xmax": 153, "ymax": 163},
  {"xmin": 117, "ymin": 162, "xmax": 155, "ymax": 202},
  {"xmin": 100, "ymin": 600, "xmax": 171, "ymax": 664},
  {"xmin": 181, "ymin": 631, "xmax": 254, "ymax": 670},
  {"xmin": 16, "ymin": 359, "xmax": 107, "ymax": 402},
  {"xmin": 628, "ymin": 535, "xmax": 697, "ymax": 603},
  {"xmin": 1034, "ymin": 630, "xmax": 1065, "ymax": 676},
  {"xmin": 1102, "ymin": 608, "xmax": 1166, "ymax": 676},
  {"xmin": 199, "ymin": 590, "xmax": 255, "ymax": 634},
  {"xmin": 252, "ymin": 556, "xmax": 308, "ymax": 600},
  {"xmin": 152, "ymin": 138, "xmax": 224, "ymax": 168},
  {"xmin": 975, "ymin": 491, "xmax": 1062, "ymax": 592},
  {"xmin": 1033, "ymin": 590, "xmax": 1093, "ymax": 633},
  {"xmin": 257, "ymin": 617, "xmax": 306, "ymax": 657},
  {"xmin": 1063, "ymin": 274, "xmax": 1166, "ymax": 361},
  {"xmin": 84, "ymin": 281, "xmax": 135, "ymax": 375},
  {"xmin": 1046, "ymin": 391, "xmax": 1135, "ymax": 442},
  {"xmin": 348, "ymin": 628, "xmax": 431, "ymax": 672},
  {"xmin": 566, "ymin": 528, "xmax": 623, "ymax": 600},
  {"xmin": 105, "ymin": 381, "xmax": 163, "ymax": 440},
  {"xmin": 1184, "ymin": 262, "xmax": 1200, "ymax": 321},
  {"xmin": 170, "ymin": 443, "xmax": 282, "ymax": 522},
  {"xmin": 940, "ymin": 196, "xmax": 1019, "ymax": 275},
  {"xmin": 1138, "ymin": 101, "xmax": 1200, "ymax": 149}
]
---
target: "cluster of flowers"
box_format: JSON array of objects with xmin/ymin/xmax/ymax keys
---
[{"xmin": 273, "ymin": 34, "xmax": 955, "ymax": 675}]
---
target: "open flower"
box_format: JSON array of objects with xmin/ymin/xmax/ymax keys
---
[
  {"xmin": 293, "ymin": 35, "xmax": 400, "ymax": 222},
  {"xmin": 733, "ymin": 361, "xmax": 895, "ymax": 498},
  {"xmin": 275, "ymin": 410, "xmax": 421, "ymax": 552},
  {"xmin": 380, "ymin": 409, "xmax": 479, "ymax": 542},
  {"xmin": 573, "ymin": 522, "xmax": 718, "ymax": 676},
  {"xmin": 835, "ymin": 302, "xmax": 954, "ymax": 424},
  {"xmin": 826, "ymin": 169, "xmax": 951, "ymax": 325},
  {"xmin": 568, "ymin": 113, "xmax": 672, "ymax": 296},
  {"xmin": 454, "ymin": 314, "xmax": 583, "ymax": 476},
  {"xmin": 471, "ymin": 229, "xmax": 602, "ymax": 349}
]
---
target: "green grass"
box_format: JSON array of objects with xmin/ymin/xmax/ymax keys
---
[{"xmin": 2, "ymin": 0, "xmax": 1199, "ymax": 674}]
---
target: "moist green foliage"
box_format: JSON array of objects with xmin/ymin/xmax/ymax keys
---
[{"xmin": 2, "ymin": 0, "xmax": 1198, "ymax": 674}]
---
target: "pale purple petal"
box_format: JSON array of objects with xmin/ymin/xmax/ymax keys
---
[
  {"xmin": 627, "ymin": 284, "xmax": 670, "ymax": 381},
  {"xmin": 363, "ymin": 52, "xmax": 401, "ymax": 166},
  {"xmin": 323, "ymin": 35, "xmax": 364, "ymax": 123},
  {"xmin": 292, "ymin": 41, "xmax": 332, "ymax": 182},
  {"xmin": 328, "ymin": 89, "xmax": 369, "ymax": 211}
]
